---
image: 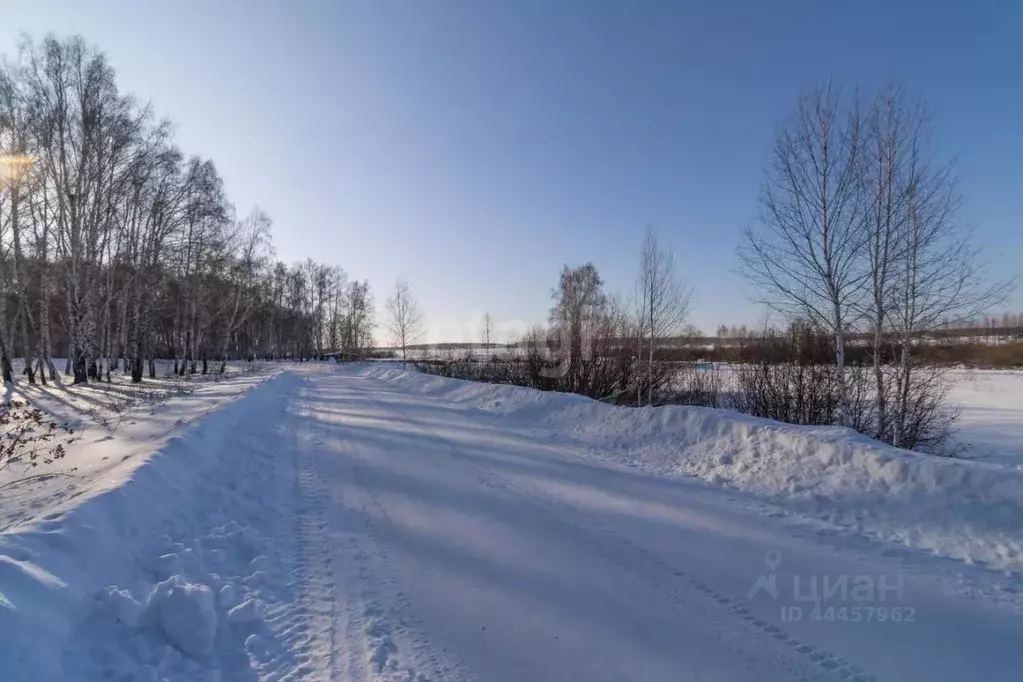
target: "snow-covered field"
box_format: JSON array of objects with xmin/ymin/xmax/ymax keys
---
[
  {"xmin": 2, "ymin": 362, "xmax": 1022, "ymax": 681},
  {"xmin": 946, "ymin": 369, "xmax": 1023, "ymax": 467}
]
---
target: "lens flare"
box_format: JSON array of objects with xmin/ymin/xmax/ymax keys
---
[{"xmin": 0, "ymin": 154, "xmax": 35, "ymax": 184}]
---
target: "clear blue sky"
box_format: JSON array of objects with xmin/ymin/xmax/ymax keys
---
[{"xmin": 2, "ymin": 1, "xmax": 1020, "ymax": 343}]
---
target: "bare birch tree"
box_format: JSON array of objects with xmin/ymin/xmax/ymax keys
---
[
  {"xmin": 215, "ymin": 209, "xmax": 271, "ymax": 372},
  {"xmin": 386, "ymin": 278, "xmax": 424, "ymax": 363},
  {"xmin": 859, "ymin": 83, "xmax": 920, "ymax": 439},
  {"xmin": 885, "ymin": 134, "xmax": 1010, "ymax": 449},
  {"xmin": 739, "ymin": 82, "xmax": 868, "ymax": 426},
  {"xmin": 480, "ymin": 311, "xmax": 494, "ymax": 352},
  {"xmin": 635, "ymin": 227, "xmax": 691, "ymax": 405},
  {"xmin": 549, "ymin": 264, "xmax": 606, "ymax": 390},
  {"xmin": 340, "ymin": 280, "xmax": 374, "ymax": 357}
]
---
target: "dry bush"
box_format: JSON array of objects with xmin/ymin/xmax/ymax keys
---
[
  {"xmin": 419, "ymin": 321, "xmax": 961, "ymax": 456},
  {"xmin": 0, "ymin": 400, "xmax": 77, "ymax": 488},
  {"xmin": 659, "ymin": 364, "xmax": 724, "ymax": 408}
]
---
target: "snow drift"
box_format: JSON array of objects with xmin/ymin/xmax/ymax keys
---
[
  {"xmin": 364, "ymin": 364, "xmax": 1023, "ymax": 574},
  {"xmin": 0, "ymin": 370, "xmax": 287, "ymax": 682}
]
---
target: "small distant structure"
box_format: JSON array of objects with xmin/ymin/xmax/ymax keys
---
[{"xmin": 323, "ymin": 350, "xmax": 362, "ymax": 362}]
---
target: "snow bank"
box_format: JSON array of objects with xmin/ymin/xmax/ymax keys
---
[
  {"xmin": 0, "ymin": 370, "xmax": 288, "ymax": 681},
  {"xmin": 362, "ymin": 364, "xmax": 1023, "ymax": 574}
]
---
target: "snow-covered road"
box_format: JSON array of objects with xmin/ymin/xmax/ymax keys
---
[
  {"xmin": 266, "ymin": 367, "xmax": 1023, "ymax": 681},
  {"xmin": 4, "ymin": 364, "xmax": 1022, "ymax": 681}
]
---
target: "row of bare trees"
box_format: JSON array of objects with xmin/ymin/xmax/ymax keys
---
[
  {"xmin": 419, "ymin": 228, "xmax": 692, "ymax": 402},
  {"xmin": 244, "ymin": 260, "xmax": 375, "ymax": 365},
  {"xmin": 740, "ymin": 81, "xmax": 1009, "ymax": 448},
  {"xmin": 0, "ymin": 35, "xmax": 375, "ymax": 386}
]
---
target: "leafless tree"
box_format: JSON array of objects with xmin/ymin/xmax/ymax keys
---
[
  {"xmin": 215, "ymin": 209, "xmax": 271, "ymax": 372},
  {"xmin": 858, "ymin": 83, "xmax": 922, "ymax": 439},
  {"xmin": 739, "ymin": 82, "xmax": 868, "ymax": 426},
  {"xmin": 847, "ymin": 81, "xmax": 1013, "ymax": 450},
  {"xmin": 549, "ymin": 263, "xmax": 605, "ymax": 389},
  {"xmin": 480, "ymin": 311, "xmax": 494, "ymax": 352},
  {"xmin": 742, "ymin": 80, "xmax": 1013, "ymax": 451},
  {"xmin": 339, "ymin": 280, "xmax": 375, "ymax": 356},
  {"xmin": 386, "ymin": 278, "xmax": 424, "ymax": 363},
  {"xmin": 885, "ymin": 129, "xmax": 1011, "ymax": 449},
  {"xmin": 635, "ymin": 227, "xmax": 691, "ymax": 405}
]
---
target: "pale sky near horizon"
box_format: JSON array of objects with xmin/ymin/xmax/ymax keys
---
[{"xmin": 2, "ymin": 1, "xmax": 1020, "ymax": 343}]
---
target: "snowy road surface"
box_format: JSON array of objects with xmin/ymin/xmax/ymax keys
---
[
  {"xmin": 241, "ymin": 367, "xmax": 1022, "ymax": 680},
  {"xmin": 3, "ymin": 364, "xmax": 1023, "ymax": 681}
]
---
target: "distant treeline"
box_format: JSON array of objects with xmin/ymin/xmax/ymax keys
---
[
  {"xmin": 413, "ymin": 324, "xmax": 1023, "ymax": 369},
  {"xmin": 614, "ymin": 335, "xmax": 1023, "ymax": 368}
]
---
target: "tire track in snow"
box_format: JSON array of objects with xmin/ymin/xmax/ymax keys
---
[
  {"xmin": 366, "ymin": 386, "xmax": 880, "ymax": 682},
  {"xmin": 275, "ymin": 384, "xmax": 368, "ymax": 681},
  {"xmin": 351, "ymin": 455, "xmax": 465, "ymax": 682},
  {"xmin": 285, "ymin": 379, "xmax": 442, "ymax": 682},
  {"xmin": 308, "ymin": 382, "xmax": 462, "ymax": 681}
]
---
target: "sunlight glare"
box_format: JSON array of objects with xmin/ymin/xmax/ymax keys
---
[{"xmin": 0, "ymin": 154, "xmax": 34, "ymax": 185}]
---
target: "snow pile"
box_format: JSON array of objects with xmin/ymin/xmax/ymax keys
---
[
  {"xmin": 147, "ymin": 576, "xmax": 219, "ymax": 657},
  {"xmin": 80, "ymin": 528, "xmax": 271, "ymax": 682},
  {"xmin": 363, "ymin": 364, "xmax": 1023, "ymax": 573}
]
